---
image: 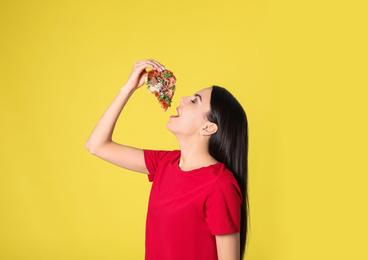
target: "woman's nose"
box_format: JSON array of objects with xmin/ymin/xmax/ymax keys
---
[{"xmin": 179, "ymin": 96, "xmax": 191, "ymax": 106}]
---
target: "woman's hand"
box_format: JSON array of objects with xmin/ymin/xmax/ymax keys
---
[{"xmin": 123, "ymin": 59, "xmax": 165, "ymax": 92}]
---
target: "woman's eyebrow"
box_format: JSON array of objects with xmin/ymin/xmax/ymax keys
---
[{"xmin": 194, "ymin": 93, "xmax": 202, "ymax": 102}]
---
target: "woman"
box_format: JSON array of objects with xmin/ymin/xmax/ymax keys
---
[{"xmin": 85, "ymin": 59, "xmax": 249, "ymax": 260}]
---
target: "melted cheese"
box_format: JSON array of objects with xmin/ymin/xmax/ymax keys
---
[{"xmin": 150, "ymin": 82, "xmax": 164, "ymax": 93}]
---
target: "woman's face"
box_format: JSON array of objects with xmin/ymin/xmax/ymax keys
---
[{"xmin": 166, "ymin": 87, "xmax": 213, "ymax": 136}]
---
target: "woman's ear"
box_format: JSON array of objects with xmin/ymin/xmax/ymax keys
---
[{"xmin": 200, "ymin": 123, "xmax": 218, "ymax": 136}]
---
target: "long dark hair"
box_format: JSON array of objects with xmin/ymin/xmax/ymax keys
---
[{"xmin": 206, "ymin": 85, "xmax": 249, "ymax": 260}]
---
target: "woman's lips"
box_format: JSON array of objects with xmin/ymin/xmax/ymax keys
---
[{"xmin": 170, "ymin": 108, "xmax": 180, "ymax": 119}]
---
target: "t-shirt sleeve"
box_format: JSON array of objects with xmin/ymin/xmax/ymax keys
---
[
  {"xmin": 205, "ymin": 174, "xmax": 243, "ymax": 235},
  {"xmin": 143, "ymin": 149, "xmax": 171, "ymax": 182}
]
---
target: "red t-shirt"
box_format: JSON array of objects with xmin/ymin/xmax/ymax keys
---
[{"xmin": 143, "ymin": 149, "xmax": 243, "ymax": 260}]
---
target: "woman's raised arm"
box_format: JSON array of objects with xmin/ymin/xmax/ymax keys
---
[{"xmin": 85, "ymin": 59, "xmax": 165, "ymax": 174}]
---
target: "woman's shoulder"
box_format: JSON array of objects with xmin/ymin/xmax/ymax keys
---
[
  {"xmin": 145, "ymin": 149, "xmax": 180, "ymax": 161},
  {"xmin": 206, "ymin": 163, "xmax": 239, "ymax": 185},
  {"xmin": 195, "ymin": 161, "xmax": 234, "ymax": 180},
  {"xmin": 164, "ymin": 149, "xmax": 181, "ymax": 158}
]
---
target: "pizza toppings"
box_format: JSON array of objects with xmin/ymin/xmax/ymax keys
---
[{"xmin": 145, "ymin": 69, "xmax": 177, "ymax": 112}]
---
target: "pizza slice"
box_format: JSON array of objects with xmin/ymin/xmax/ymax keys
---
[{"xmin": 145, "ymin": 68, "xmax": 177, "ymax": 112}]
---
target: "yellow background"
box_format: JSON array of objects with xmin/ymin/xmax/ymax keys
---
[{"xmin": 1, "ymin": 0, "xmax": 367, "ymax": 259}]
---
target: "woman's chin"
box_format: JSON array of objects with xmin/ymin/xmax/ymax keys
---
[
  {"xmin": 166, "ymin": 121, "xmax": 173, "ymax": 132},
  {"xmin": 166, "ymin": 121, "xmax": 178, "ymax": 135}
]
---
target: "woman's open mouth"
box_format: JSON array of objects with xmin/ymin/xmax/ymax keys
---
[{"xmin": 170, "ymin": 107, "xmax": 180, "ymax": 118}]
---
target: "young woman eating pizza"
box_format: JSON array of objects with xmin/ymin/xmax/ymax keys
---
[{"xmin": 85, "ymin": 59, "xmax": 249, "ymax": 260}]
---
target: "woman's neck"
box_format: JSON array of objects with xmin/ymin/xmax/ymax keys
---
[{"xmin": 177, "ymin": 135, "xmax": 219, "ymax": 171}]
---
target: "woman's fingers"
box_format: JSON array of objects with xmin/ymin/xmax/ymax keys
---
[
  {"xmin": 123, "ymin": 59, "xmax": 166, "ymax": 92},
  {"xmin": 150, "ymin": 59, "xmax": 165, "ymax": 71},
  {"xmin": 136, "ymin": 59, "xmax": 165, "ymax": 71}
]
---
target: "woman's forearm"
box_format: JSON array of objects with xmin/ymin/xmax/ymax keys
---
[{"xmin": 85, "ymin": 84, "xmax": 134, "ymax": 153}]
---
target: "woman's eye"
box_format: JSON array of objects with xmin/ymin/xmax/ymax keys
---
[{"xmin": 191, "ymin": 100, "xmax": 195, "ymax": 104}]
